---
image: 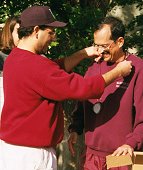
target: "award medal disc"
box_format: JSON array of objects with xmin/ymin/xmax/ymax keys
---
[{"xmin": 93, "ymin": 102, "xmax": 102, "ymax": 114}]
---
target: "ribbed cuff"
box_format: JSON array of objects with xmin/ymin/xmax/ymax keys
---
[{"xmin": 126, "ymin": 138, "xmax": 137, "ymax": 149}]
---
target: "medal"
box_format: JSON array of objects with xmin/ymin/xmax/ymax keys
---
[{"xmin": 93, "ymin": 102, "xmax": 102, "ymax": 114}]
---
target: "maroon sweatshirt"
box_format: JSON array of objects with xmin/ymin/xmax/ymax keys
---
[
  {"xmin": 69, "ymin": 54, "xmax": 143, "ymax": 156},
  {"xmin": 0, "ymin": 47, "xmax": 105, "ymax": 147}
]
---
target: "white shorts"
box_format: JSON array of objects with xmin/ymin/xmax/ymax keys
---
[{"xmin": 0, "ymin": 140, "xmax": 57, "ymax": 170}]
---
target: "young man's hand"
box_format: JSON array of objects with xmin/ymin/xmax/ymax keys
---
[
  {"xmin": 84, "ymin": 46, "xmax": 103, "ymax": 59},
  {"xmin": 116, "ymin": 60, "xmax": 132, "ymax": 77}
]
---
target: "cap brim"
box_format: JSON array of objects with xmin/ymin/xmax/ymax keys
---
[{"xmin": 46, "ymin": 21, "xmax": 67, "ymax": 27}]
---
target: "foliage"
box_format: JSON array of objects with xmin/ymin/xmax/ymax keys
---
[
  {"xmin": 49, "ymin": 3, "xmax": 104, "ymax": 75},
  {"xmin": 0, "ymin": 0, "xmax": 50, "ymax": 22},
  {"xmin": 0, "ymin": 0, "xmax": 143, "ymax": 71},
  {"xmin": 126, "ymin": 14, "xmax": 143, "ymax": 57},
  {"xmin": 109, "ymin": 0, "xmax": 143, "ymax": 58}
]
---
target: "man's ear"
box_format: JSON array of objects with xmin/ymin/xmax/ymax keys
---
[
  {"xmin": 117, "ymin": 37, "xmax": 124, "ymax": 48},
  {"xmin": 33, "ymin": 26, "xmax": 39, "ymax": 39},
  {"xmin": 34, "ymin": 26, "xmax": 40, "ymax": 33}
]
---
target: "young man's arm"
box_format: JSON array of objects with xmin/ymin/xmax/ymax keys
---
[
  {"xmin": 102, "ymin": 60, "xmax": 132, "ymax": 87},
  {"xmin": 58, "ymin": 46, "xmax": 132, "ymax": 87},
  {"xmin": 62, "ymin": 46, "xmax": 101, "ymax": 72}
]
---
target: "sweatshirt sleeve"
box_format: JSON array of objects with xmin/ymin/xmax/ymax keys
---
[
  {"xmin": 40, "ymin": 61, "xmax": 105, "ymax": 101},
  {"xmin": 68, "ymin": 101, "xmax": 84, "ymax": 135},
  {"xmin": 125, "ymin": 67, "xmax": 143, "ymax": 150}
]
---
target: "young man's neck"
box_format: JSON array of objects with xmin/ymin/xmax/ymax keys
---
[{"xmin": 17, "ymin": 38, "xmax": 37, "ymax": 54}]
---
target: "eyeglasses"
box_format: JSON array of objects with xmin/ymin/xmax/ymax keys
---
[
  {"xmin": 46, "ymin": 29, "xmax": 56, "ymax": 36},
  {"xmin": 93, "ymin": 41, "xmax": 114, "ymax": 49},
  {"xmin": 48, "ymin": 31, "xmax": 55, "ymax": 36}
]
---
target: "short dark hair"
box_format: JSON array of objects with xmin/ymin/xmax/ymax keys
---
[
  {"xmin": 98, "ymin": 16, "xmax": 125, "ymax": 41},
  {"xmin": 18, "ymin": 25, "xmax": 49, "ymax": 39},
  {"xmin": 18, "ymin": 26, "xmax": 34, "ymax": 39}
]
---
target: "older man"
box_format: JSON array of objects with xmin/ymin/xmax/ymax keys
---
[{"xmin": 68, "ymin": 16, "xmax": 143, "ymax": 170}]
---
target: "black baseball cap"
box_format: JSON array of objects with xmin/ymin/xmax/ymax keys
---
[{"xmin": 20, "ymin": 6, "xmax": 67, "ymax": 28}]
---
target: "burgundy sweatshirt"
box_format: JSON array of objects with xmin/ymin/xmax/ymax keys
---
[
  {"xmin": 69, "ymin": 54, "xmax": 143, "ymax": 156},
  {"xmin": 0, "ymin": 47, "xmax": 105, "ymax": 147}
]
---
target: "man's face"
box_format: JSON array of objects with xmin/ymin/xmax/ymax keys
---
[
  {"xmin": 93, "ymin": 25, "xmax": 123, "ymax": 63},
  {"xmin": 36, "ymin": 27, "xmax": 56, "ymax": 54}
]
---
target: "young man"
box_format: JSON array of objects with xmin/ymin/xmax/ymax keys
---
[
  {"xmin": 0, "ymin": 6, "xmax": 131, "ymax": 170},
  {"xmin": 68, "ymin": 16, "xmax": 143, "ymax": 170}
]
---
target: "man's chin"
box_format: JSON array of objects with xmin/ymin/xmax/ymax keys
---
[
  {"xmin": 103, "ymin": 55, "xmax": 111, "ymax": 62},
  {"xmin": 103, "ymin": 56, "xmax": 116, "ymax": 64}
]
